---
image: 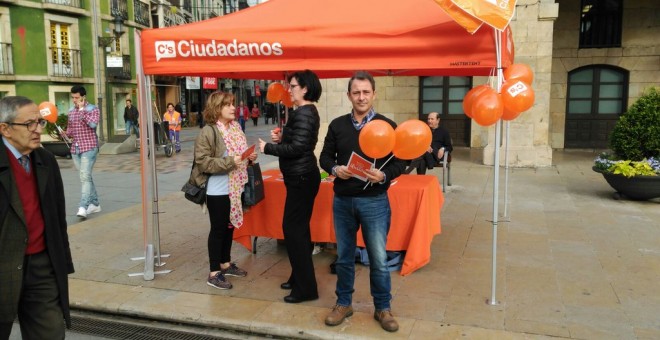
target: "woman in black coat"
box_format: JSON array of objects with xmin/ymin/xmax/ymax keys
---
[{"xmin": 259, "ymin": 70, "xmax": 322, "ymax": 303}]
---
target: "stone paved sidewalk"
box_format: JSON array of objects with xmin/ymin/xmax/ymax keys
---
[{"xmin": 62, "ymin": 139, "xmax": 660, "ymax": 339}]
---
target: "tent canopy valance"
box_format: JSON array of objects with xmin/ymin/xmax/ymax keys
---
[{"xmin": 140, "ymin": 0, "xmax": 514, "ymax": 80}]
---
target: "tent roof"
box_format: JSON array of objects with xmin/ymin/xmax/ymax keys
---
[{"xmin": 140, "ymin": 0, "xmax": 513, "ymax": 79}]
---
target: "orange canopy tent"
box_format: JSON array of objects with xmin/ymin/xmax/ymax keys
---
[
  {"xmin": 140, "ymin": 0, "xmax": 514, "ymax": 79},
  {"xmin": 135, "ymin": 0, "xmax": 516, "ymax": 280}
]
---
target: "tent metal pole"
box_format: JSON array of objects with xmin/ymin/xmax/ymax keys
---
[
  {"xmin": 490, "ymin": 120, "xmax": 502, "ymax": 305},
  {"xmin": 488, "ymin": 28, "xmax": 504, "ymax": 306},
  {"xmin": 129, "ymin": 30, "xmax": 171, "ymax": 279},
  {"xmin": 503, "ymin": 121, "xmax": 510, "ymax": 218},
  {"xmin": 149, "ymin": 83, "xmax": 163, "ymax": 268}
]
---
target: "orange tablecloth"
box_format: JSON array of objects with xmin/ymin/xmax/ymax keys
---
[{"xmin": 235, "ymin": 169, "xmax": 443, "ymax": 275}]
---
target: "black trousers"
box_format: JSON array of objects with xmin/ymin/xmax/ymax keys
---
[
  {"xmin": 405, "ymin": 152, "xmax": 436, "ymax": 175},
  {"xmin": 206, "ymin": 195, "xmax": 234, "ymax": 272},
  {"xmin": 282, "ymin": 170, "xmax": 321, "ymax": 299},
  {"xmin": 0, "ymin": 252, "xmax": 65, "ymax": 340}
]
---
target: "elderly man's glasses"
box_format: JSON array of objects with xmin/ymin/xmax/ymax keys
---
[{"xmin": 7, "ymin": 118, "xmax": 48, "ymax": 132}]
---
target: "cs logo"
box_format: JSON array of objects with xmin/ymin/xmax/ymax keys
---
[{"xmin": 155, "ymin": 41, "xmax": 176, "ymax": 61}]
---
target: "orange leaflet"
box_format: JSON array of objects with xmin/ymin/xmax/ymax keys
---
[
  {"xmin": 346, "ymin": 152, "xmax": 374, "ymax": 182},
  {"xmin": 241, "ymin": 144, "xmax": 256, "ymax": 161}
]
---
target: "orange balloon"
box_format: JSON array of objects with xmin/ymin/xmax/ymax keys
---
[
  {"xmin": 38, "ymin": 102, "xmax": 58, "ymax": 124},
  {"xmin": 504, "ymin": 64, "xmax": 534, "ymax": 85},
  {"xmin": 266, "ymin": 82, "xmax": 285, "ymax": 103},
  {"xmin": 501, "ymin": 106, "xmax": 522, "ymax": 121},
  {"xmin": 281, "ymin": 93, "xmax": 293, "ymax": 107},
  {"xmin": 471, "ymin": 88, "xmax": 503, "ymax": 126},
  {"xmin": 392, "ymin": 120, "xmax": 432, "ymax": 160},
  {"xmin": 462, "ymin": 84, "xmax": 491, "ymax": 118},
  {"xmin": 501, "ymin": 80, "xmax": 535, "ymax": 113},
  {"xmin": 359, "ymin": 120, "xmax": 396, "ymax": 159}
]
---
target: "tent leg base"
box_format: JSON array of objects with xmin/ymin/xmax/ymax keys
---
[{"xmin": 127, "ymin": 270, "xmax": 172, "ymax": 277}]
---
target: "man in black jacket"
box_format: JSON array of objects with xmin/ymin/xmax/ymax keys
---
[
  {"xmin": 0, "ymin": 96, "xmax": 74, "ymax": 339},
  {"xmin": 124, "ymin": 99, "xmax": 139, "ymax": 138},
  {"xmin": 320, "ymin": 71, "xmax": 405, "ymax": 332}
]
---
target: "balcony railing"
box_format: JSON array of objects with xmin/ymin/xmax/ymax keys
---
[
  {"xmin": 43, "ymin": 0, "xmax": 83, "ymax": 9},
  {"xmin": 0, "ymin": 43, "xmax": 14, "ymax": 75},
  {"xmin": 133, "ymin": 0, "xmax": 150, "ymax": 26},
  {"xmin": 49, "ymin": 47, "xmax": 82, "ymax": 78},
  {"xmin": 107, "ymin": 55, "xmax": 131, "ymax": 80},
  {"xmin": 189, "ymin": 2, "xmax": 223, "ymax": 21},
  {"xmin": 164, "ymin": 9, "xmax": 188, "ymax": 26},
  {"xmin": 111, "ymin": 0, "xmax": 128, "ymax": 19}
]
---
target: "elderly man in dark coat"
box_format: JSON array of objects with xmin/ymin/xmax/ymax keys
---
[{"xmin": 0, "ymin": 96, "xmax": 74, "ymax": 339}]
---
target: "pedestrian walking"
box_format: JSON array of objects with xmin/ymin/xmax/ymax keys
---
[
  {"xmin": 251, "ymin": 103, "xmax": 260, "ymax": 126},
  {"xmin": 124, "ymin": 99, "xmax": 139, "ymax": 138},
  {"xmin": 66, "ymin": 85, "xmax": 101, "ymax": 219},
  {"xmin": 163, "ymin": 103, "xmax": 182, "ymax": 153},
  {"xmin": 237, "ymin": 101, "xmax": 248, "ymax": 132},
  {"xmin": 0, "ymin": 96, "xmax": 75, "ymax": 339}
]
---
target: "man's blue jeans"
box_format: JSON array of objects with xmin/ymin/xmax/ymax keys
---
[
  {"xmin": 125, "ymin": 120, "xmax": 139, "ymax": 138},
  {"xmin": 71, "ymin": 148, "xmax": 99, "ymax": 209},
  {"xmin": 333, "ymin": 193, "xmax": 392, "ymax": 310}
]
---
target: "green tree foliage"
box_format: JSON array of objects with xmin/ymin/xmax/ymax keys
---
[{"xmin": 610, "ymin": 87, "xmax": 660, "ymax": 161}]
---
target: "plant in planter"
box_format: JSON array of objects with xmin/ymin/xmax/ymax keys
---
[{"xmin": 593, "ymin": 87, "xmax": 660, "ymax": 200}]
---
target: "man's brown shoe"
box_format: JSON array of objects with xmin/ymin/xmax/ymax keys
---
[
  {"xmin": 374, "ymin": 309, "xmax": 399, "ymax": 332},
  {"xmin": 324, "ymin": 305, "xmax": 353, "ymax": 326}
]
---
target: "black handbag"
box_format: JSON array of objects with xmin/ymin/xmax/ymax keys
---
[
  {"xmin": 242, "ymin": 162, "xmax": 265, "ymax": 207},
  {"xmin": 182, "ymin": 126, "xmax": 216, "ymax": 205},
  {"xmin": 182, "ymin": 181, "xmax": 206, "ymax": 205}
]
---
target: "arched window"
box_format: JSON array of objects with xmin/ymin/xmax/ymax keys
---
[
  {"xmin": 564, "ymin": 65, "xmax": 628, "ymax": 148},
  {"xmin": 567, "ymin": 65, "xmax": 628, "ymax": 116}
]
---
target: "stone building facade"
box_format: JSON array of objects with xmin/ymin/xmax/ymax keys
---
[{"xmin": 314, "ymin": 1, "xmax": 658, "ymax": 168}]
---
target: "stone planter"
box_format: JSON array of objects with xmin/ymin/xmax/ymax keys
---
[
  {"xmin": 593, "ymin": 167, "xmax": 660, "ymax": 200},
  {"xmin": 41, "ymin": 141, "xmax": 71, "ymax": 158}
]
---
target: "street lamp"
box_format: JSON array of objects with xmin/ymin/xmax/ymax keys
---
[
  {"xmin": 98, "ymin": 14, "xmax": 126, "ymax": 47},
  {"xmin": 96, "ymin": 14, "xmax": 126, "ymax": 142}
]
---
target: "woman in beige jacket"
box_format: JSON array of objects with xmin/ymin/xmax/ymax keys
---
[{"xmin": 193, "ymin": 91, "xmax": 257, "ymax": 290}]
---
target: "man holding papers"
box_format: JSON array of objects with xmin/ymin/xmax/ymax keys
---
[{"xmin": 319, "ymin": 71, "xmax": 405, "ymax": 332}]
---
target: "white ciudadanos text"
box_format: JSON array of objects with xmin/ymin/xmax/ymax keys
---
[{"xmin": 155, "ymin": 39, "xmax": 283, "ymax": 61}]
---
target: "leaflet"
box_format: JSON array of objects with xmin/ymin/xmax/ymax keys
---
[
  {"xmin": 346, "ymin": 152, "xmax": 374, "ymax": 182},
  {"xmin": 241, "ymin": 144, "xmax": 256, "ymax": 160}
]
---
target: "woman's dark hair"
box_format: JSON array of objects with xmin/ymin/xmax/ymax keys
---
[{"xmin": 288, "ymin": 70, "xmax": 322, "ymax": 102}]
